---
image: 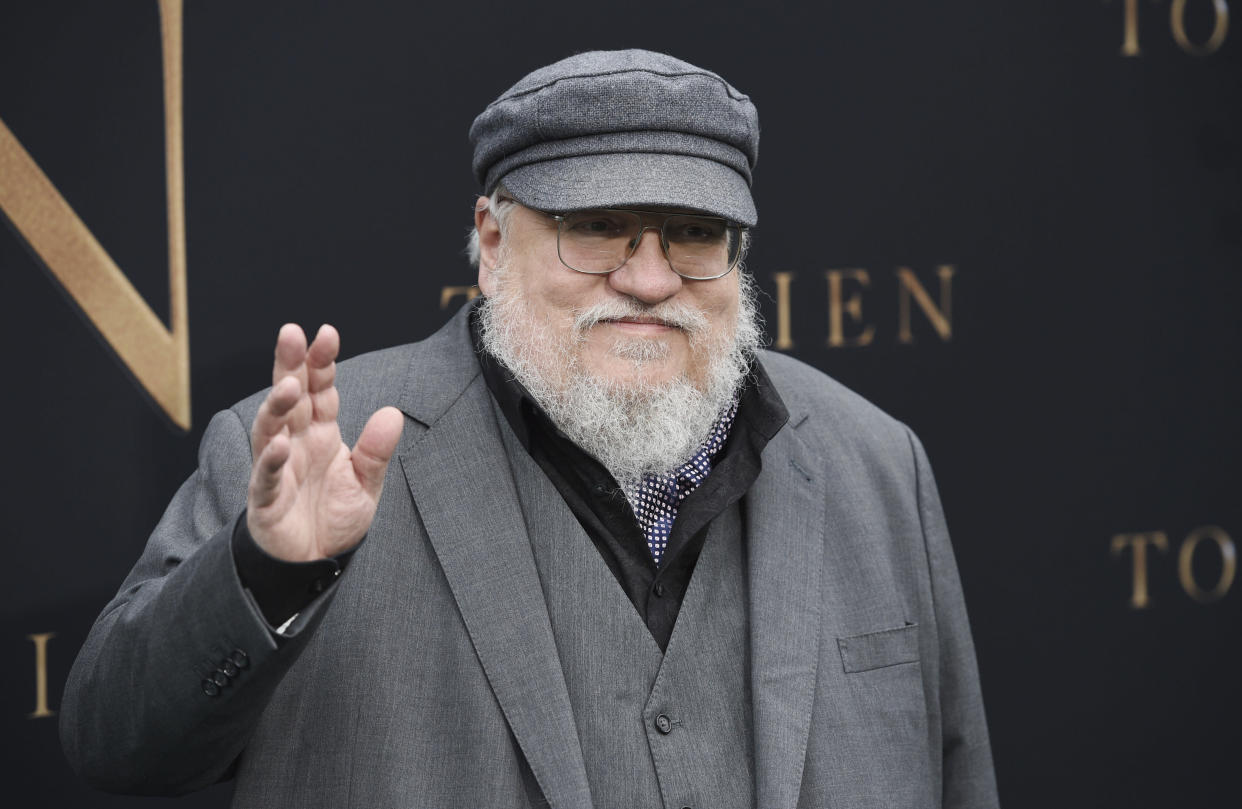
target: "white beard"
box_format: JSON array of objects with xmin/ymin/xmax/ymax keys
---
[{"xmin": 477, "ymin": 269, "xmax": 763, "ymax": 490}]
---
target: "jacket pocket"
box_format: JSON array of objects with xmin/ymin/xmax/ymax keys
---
[{"xmin": 836, "ymin": 623, "xmax": 919, "ymax": 673}]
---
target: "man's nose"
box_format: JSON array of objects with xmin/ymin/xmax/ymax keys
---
[{"xmin": 606, "ymin": 228, "xmax": 683, "ymax": 303}]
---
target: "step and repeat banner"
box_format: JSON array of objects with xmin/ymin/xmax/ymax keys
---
[{"xmin": 1, "ymin": 1, "xmax": 1238, "ymax": 806}]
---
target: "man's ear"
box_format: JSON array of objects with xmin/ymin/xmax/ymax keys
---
[{"xmin": 475, "ymin": 195, "xmax": 501, "ymax": 296}]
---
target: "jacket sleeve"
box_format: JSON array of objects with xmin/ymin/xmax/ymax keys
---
[
  {"xmin": 59, "ymin": 408, "xmax": 339, "ymax": 795},
  {"xmin": 908, "ymin": 429, "xmax": 1001, "ymax": 809}
]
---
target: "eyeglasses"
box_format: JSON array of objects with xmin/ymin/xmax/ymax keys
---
[{"xmin": 544, "ymin": 208, "xmax": 747, "ymax": 281}]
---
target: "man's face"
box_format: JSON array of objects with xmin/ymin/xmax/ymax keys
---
[{"xmin": 475, "ymin": 201, "xmax": 742, "ymax": 392}]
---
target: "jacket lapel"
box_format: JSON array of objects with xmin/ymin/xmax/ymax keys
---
[
  {"xmin": 393, "ymin": 308, "xmax": 593, "ymax": 809},
  {"xmin": 747, "ymin": 414, "xmax": 825, "ymax": 809}
]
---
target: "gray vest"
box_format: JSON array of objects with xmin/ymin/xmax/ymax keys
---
[{"xmin": 498, "ymin": 422, "xmax": 755, "ymax": 809}]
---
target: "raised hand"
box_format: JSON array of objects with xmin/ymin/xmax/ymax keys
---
[{"xmin": 246, "ymin": 324, "xmax": 404, "ymax": 562}]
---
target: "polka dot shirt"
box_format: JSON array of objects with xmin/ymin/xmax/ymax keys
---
[{"xmin": 629, "ymin": 400, "xmax": 739, "ymax": 566}]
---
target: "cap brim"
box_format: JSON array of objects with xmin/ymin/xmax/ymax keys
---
[{"xmin": 500, "ymin": 153, "xmax": 757, "ymax": 226}]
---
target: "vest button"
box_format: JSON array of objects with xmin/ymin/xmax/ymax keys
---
[{"xmin": 654, "ymin": 714, "xmax": 673, "ymax": 734}]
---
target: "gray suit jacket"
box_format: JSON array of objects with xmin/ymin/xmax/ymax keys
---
[{"xmin": 62, "ymin": 304, "xmax": 999, "ymax": 808}]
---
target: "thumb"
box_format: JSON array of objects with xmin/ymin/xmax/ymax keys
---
[{"xmin": 351, "ymin": 406, "xmax": 405, "ymax": 496}]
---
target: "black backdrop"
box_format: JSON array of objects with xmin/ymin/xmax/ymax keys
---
[{"xmin": 2, "ymin": 1, "xmax": 1239, "ymax": 806}]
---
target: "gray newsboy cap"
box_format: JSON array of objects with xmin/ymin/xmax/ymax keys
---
[{"xmin": 469, "ymin": 49, "xmax": 760, "ymax": 226}]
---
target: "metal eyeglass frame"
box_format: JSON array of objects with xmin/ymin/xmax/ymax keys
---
[{"xmin": 541, "ymin": 207, "xmax": 748, "ymax": 281}]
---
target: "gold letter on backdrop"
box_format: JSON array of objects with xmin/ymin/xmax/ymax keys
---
[
  {"xmin": 27, "ymin": 633, "xmax": 55, "ymax": 719},
  {"xmin": 439, "ymin": 285, "xmax": 480, "ymax": 309},
  {"xmin": 896, "ymin": 265, "xmax": 954, "ymax": 344},
  {"xmin": 772, "ymin": 271, "xmax": 795, "ymax": 350},
  {"xmin": 1178, "ymin": 526, "xmax": 1236, "ymax": 602},
  {"xmin": 1111, "ymin": 532, "xmax": 1170, "ymax": 608},
  {"xmin": 0, "ymin": 0, "xmax": 189, "ymax": 429},
  {"xmin": 1111, "ymin": 0, "xmax": 1145, "ymax": 56},
  {"xmin": 826, "ymin": 269, "xmax": 874, "ymax": 348},
  {"xmin": 1171, "ymin": 0, "xmax": 1230, "ymax": 55}
]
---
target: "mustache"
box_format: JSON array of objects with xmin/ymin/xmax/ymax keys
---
[{"xmin": 572, "ymin": 299, "xmax": 709, "ymax": 337}]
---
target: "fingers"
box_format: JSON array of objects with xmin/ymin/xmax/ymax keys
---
[
  {"xmin": 306, "ymin": 324, "xmax": 340, "ymax": 422},
  {"xmin": 250, "ymin": 374, "xmax": 300, "ymax": 460},
  {"xmin": 267, "ymin": 323, "xmax": 312, "ymax": 441},
  {"xmin": 351, "ymin": 407, "xmax": 405, "ymax": 498},
  {"xmin": 262, "ymin": 323, "xmax": 340, "ymax": 442},
  {"xmin": 273, "ymin": 323, "xmax": 308, "ymax": 387},
  {"xmin": 249, "ymin": 432, "xmax": 291, "ymax": 509},
  {"xmin": 305, "ymin": 324, "xmax": 339, "ymax": 389}
]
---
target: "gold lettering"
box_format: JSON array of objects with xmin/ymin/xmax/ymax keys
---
[
  {"xmin": 1171, "ymin": 0, "xmax": 1230, "ymax": 54},
  {"xmin": 27, "ymin": 633, "xmax": 56, "ymax": 719},
  {"xmin": 896, "ymin": 265, "xmax": 954, "ymax": 344},
  {"xmin": 439, "ymin": 285, "xmax": 481, "ymax": 309},
  {"xmin": 1110, "ymin": 0, "xmax": 1145, "ymax": 56},
  {"xmin": 1178, "ymin": 525, "xmax": 1236, "ymax": 602},
  {"xmin": 826, "ymin": 269, "xmax": 874, "ymax": 348},
  {"xmin": 0, "ymin": 0, "xmax": 189, "ymax": 428},
  {"xmin": 772, "ymin": 271, "xmax": 795, "ymax": 350},
  {"xmin": 1111, "ymin": 532, "xmax": 1169, "ymax": 608}
]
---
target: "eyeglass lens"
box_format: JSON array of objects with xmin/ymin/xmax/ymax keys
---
[{"xmin": 557, "ymin": 210, "xmax": 741, "ymax": 278}]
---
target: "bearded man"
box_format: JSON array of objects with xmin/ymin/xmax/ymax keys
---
[{"xmin": 61, "ymin": 50, "xmax": 1000, "ymax": 809}]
